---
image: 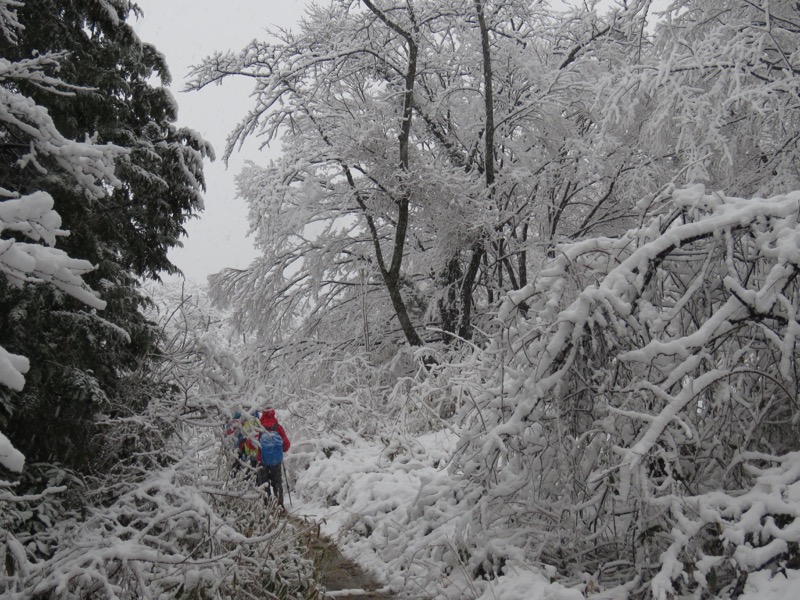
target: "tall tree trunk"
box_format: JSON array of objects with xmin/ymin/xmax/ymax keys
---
[
  {"xmin": 474, "ymin": 0, "xmax": 495, "ymax": 188},
  {"xmin": 361, "ymin": 0, "xmax": 423, "ymax": 348},
  {"xmin": 459, "ymin": 0, "xmax": 494, "ymax": 340},
  {"xmin": 459, "ymin": 243, "xmax": 484, "ymax": 340}
]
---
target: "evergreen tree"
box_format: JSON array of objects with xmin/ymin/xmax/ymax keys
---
[{"xmin": 0, "ymin": 0, "xmax": 211, "ymax": 472}]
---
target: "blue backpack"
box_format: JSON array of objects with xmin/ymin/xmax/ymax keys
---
[{"xmin": 260, "ymin": 429, "xmax": 284, "ymax": 466}]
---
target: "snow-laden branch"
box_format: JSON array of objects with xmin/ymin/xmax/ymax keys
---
[
  {"xmin": 0, "ymin": 190, "xmax": 106, "ymax": 306},
  {"xmin": 0, "ymin": 4, "xmax": 123, "ymax": 471},
  {"xmin": 0, "ymin": 87, "xmax": 123, "ymax": 198},
  {"xmin": 0, "ymin": 190, "xmax": 108, "ymax": 471},
  {"xmin": 444, "ymin": 183, "xmax": 800, "ymax": 595},
  {"xmin": 0, "ymin": 0, "xmax": 21, "ymax": 43},
  {"xmin": 599, "ymin": 0, "xmax": 800, "ymax": 195},
  {"xmin": 502, "ymin": 184, "xmax": 800, "ymax": 407}
]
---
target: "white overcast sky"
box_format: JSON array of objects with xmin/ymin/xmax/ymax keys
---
[{"xmin": 132, "ymin": 0, "xmax": 310, "ymax": 284}]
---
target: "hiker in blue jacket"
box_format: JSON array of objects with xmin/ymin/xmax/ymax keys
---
[{"xmin": 256, "ymin": 408, "xmax": 290, "ymax": 507}]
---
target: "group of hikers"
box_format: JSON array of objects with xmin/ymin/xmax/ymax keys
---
[{"xmin": 225, "ymin": 407, "xmax": 291, "ymax": 508}]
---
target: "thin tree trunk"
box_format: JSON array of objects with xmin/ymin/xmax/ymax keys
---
[
  {"xmin": 459, "ymin": 0, "xmax": 494, "ymax": 340},
  {"xmin": 459, "ymin": 243, "xmax": 484, "ymax": 340},
  {"xmin": 474, "ymin": 0, "xmax": 495, "ymax": 188},
  {"xmin": 360, "ymin": 0, "xmax": 424, "ymax": 348}
]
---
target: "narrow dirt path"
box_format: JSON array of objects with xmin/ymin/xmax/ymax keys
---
[
  {"xmin": 307, "ymin": 532, "xmax": 393, "ymax": 599},
  {"xmin": 289, "ymin": 513, "xmax": 394, "ymax": 599}
]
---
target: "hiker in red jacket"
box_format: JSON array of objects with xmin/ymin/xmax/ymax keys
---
[{"xmin": 256, "ymin": 407, "xmax": 290, "ymax": 507}]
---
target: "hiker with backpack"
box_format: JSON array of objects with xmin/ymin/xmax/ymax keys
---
[
  {"xmin": 256, "ymin": 407, "xmax": 290, "ymax": 508},
  {"xmin": 225, "ymin": 411, "xmax": 262, "ymax": 471}
]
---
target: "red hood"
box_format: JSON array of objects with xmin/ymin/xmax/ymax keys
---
[{"xmin": 260, "ymin": 409, "xmax": 277, "ymax": 428}]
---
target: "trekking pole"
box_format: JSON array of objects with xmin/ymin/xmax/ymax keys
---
[{"xmin": 283, "ymin": 462, "xmax": 293, "ymax": 507}]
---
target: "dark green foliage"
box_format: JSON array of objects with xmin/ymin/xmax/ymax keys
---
[
  {"xmin": 11, "ymin": 0, "xmax": 212, "ymax": 280},
  {"xmin": 0, "ymin": 0, "xmax": 210, "ymax": 472}
]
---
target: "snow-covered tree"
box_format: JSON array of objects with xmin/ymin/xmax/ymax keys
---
[
  {"xmin": 360, "ymin": 2, "xmax": 800, "ymax": 596},
  {"xmin": 0, "ymin": 3, "xmax": 330, "ymax": 598},
  {"xmin": 0, "ymin": 0, "xmax": 122, "ymax": 472},
  {"xmin": 1, "ymin": 0, "xmax": 212, "ymax": 471},
  {"xmin": 191, "ymin": 0, "xmax": 660, "ymax": 393},
  {"xmin": 604, "ymin": 0, "xmax": 800, "ymax": 199},
  {"xmin": 395, "ymin": 182, "xmax": 800, "ymax": 599}
]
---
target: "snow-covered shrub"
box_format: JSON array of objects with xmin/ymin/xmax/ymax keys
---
[
  {"xmin": 234, "ymin": 329, "xmax": 452, "ymax": 455},
  {"xmin": 390, "ymin": 185, "xmax": 800, "ymax": 599},
  {"xmin": 293, "ymin": 430, "xmax": 458, "ymax": 590},
  {"xmin": 0, "ymin": 463, "xmax": 85, "ymax": 575},
  {"xmin": 294, "ymin": 427, "xmax": 600, "ymax": 600},
  {"xmin": 2, "ymin": 443, "xmax": 319, "ymax": 598},
  {"xmin": 2, "ymin": 279, "xmax": 321, "ymax": 599},
  {"xmin": 145, "ymin": 281, "xmax": 244, "ymax": 400}
]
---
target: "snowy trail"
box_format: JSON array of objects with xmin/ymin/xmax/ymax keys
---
[
  {"xmin": 286, "ymin": 510, "xmax": 394, "ymax": 599},
  {"xmin": 311, "ymin": 532, "xmax": 393, "ymax": 599}
]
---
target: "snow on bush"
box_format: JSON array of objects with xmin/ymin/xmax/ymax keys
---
[
  {"xmin": 293, "ymin": 185, "xmax": 800, "ymax": 599},
  {"xmin": 1, "ymin": 444, "xmax": 319, "ymax": 599},
  {"xmin": 420, "ymin": 184, "xmax": 800, "ymax": 598},
  {"xmin": 294, "ymin": 429, "xmax": 466, "ymax": 594},
  {"xmin": 294, "ymin": 426, "xmax": 599, "ymax": 600},
  {"xmin": 1, "ymin": 280, "xmax": 321, "ymax": 599}
]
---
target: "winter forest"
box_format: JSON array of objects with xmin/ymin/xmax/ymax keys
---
[{"xmin": 2, "ymin": 0, "xmax": 800, "ymax": 598}]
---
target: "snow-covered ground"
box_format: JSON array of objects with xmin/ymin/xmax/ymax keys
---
[
  {"xmin": 287, "ymin": 429, "xmax": 800, "ymax": 600},
  {"xmin": 289, "ymin": 430, "xmax": 586, "ymax": 600}
]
